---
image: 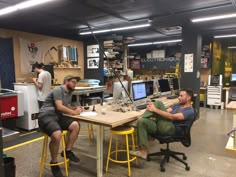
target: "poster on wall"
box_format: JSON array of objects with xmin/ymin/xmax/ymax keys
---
[
  {"xmin": 20, "ymin": 38, "xmax": 44, "ymax": 73},
  {"xmin": 184, "ymin": 54, "xmax": 193, "ymax": 72},
  {"xmin": 130, "ymin": 60, "xmax": 140, "ymax": 69},
  {"xmin": 87, "ymin": 44, "xmax": 99, "ymax": 57},
  {"xmin": 87, "ymin": 58, "xmax": 99, "ymax": 69}
]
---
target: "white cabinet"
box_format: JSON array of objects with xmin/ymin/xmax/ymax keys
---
[
  {"xmin": 14, "ymin": 83, "xmax": 39, "ymax": 130},
  {"xmin": 207, "ymin": 86, "xmax": 222, "ymax": 106}
]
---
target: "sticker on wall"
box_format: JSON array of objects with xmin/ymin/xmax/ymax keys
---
[
  {"xmin": 184, "ymin": 53, "xmax": 193, "ymax": 72},
  {"xmin": 87, "ymin": 58, "xmax": 99, "ymax": 69}
]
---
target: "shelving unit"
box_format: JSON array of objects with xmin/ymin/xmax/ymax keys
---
[
  {"xmin": 54, "ymin": 67, "xmax": 81, "ymax": 69},
  {"xmin": 104, "ymin": 40, "xmax": 125, "ymax": 77},
  {"xmin": 201, "ymin": 44, "xmax": 211, "ymax": 69}
]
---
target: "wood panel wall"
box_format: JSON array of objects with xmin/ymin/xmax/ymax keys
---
[{"xmin": 0, "ymin": 28, "xmax": 84, "ymax": 84}]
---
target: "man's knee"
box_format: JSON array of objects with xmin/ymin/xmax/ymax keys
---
[
  {"xmin": 68, "ymin": 121, "xmax": 80, "ymax": 132},
  {"xmin": 138, "ymin": 118, "xmax": 150, "ymax": 127},
  {"xmin": 154, "ymin": 100, "xmax": 165, "ymax": 109},
  {"xmin": 51, "ymin": 130, "xmax": 62, "ymax": 142}
]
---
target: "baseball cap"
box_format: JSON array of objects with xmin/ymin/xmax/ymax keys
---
[
  {"xmin": 63, "ymin": 75, "xmax": 80, "ymax": 83},
  {"xmin": 31, "ymin": 62, "xmax": 43, "ymax": 72}
]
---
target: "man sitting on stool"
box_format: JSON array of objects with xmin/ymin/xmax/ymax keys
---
[
  {"xmin": 130, "ymin": 88, "xmax": 194, "ymax": 160},
  {"xmin": 38, "ymin": 75, "xmax": 83, "ymax": 177}
]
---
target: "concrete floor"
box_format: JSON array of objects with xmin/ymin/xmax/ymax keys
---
[{"xmin": 3, "ymin": 107, "xmax": 236, "ymax": 177}]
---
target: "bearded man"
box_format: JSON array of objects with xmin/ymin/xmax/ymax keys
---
[
  {"xmin": 38, "ymin": 75, "xmax": 83, "ymax": 177},
  {"xmin": 130, "ymin": 88, "xmax": 194, "ymax": 160}
]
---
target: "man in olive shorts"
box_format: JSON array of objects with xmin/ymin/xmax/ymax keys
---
[
  {"xmin": 130, "ymin": 88, "xmax": 194, "ymax": 160},
  {"xmin": 38, "ymin": 75, "xmax": 83, "ymax": 177}
]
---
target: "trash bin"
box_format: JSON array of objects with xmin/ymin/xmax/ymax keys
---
[{"xmin": 3, "ymin": 157, "xmax": 15, "ymax": 177}]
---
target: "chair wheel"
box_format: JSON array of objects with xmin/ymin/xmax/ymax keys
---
[
  {"xmin": 160, "ymin": 167, "xmax": 165, "ymax": 172},
  {"xmin": 185, "ymin": 166, "xmax": 190, "ymax": 171},
  {"xmin": 146, "ymin": 156, "xmax": 151, "ymax": 161},
  {"xmin": 183, "ymin": 155, "xmax": 187, "ymax": 160}
]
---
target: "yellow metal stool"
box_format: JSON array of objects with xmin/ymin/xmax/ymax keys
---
[
  {"xmin": 39, "ymin": 130, "xmax": 69, "ymax": 177},
  {"xmin": 106, "ymin": 126, "xmax": 137, "ymax": 177}
]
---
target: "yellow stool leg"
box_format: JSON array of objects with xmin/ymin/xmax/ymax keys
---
[
  {"xmin": 106, "ymin": 133, "xmax": 113, "ymax": 173},
  {"xmin": 126, "ymin": 134, "xmax": 131, "ymax": 177},
  {"xmin": 39, "ymin": 136, "xmax": 47, "ymax": 177},
  {"xmin": 116, "ymin": 135, "xmax": 119, "ymax": 160},
  {"xmin": 131, "ymin": 132, "xmax": 138, "ymax": 165},
  {"xmin": 62, "ymin": 132, "xmax": 69, "ymax": 177}
]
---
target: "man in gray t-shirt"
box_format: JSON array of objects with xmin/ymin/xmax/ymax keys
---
[{"xmin": 38, "ymin": 75, "xmax": 82, "ymax": 177}]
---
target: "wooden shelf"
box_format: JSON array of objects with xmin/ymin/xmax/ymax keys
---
[{"xmin": 54, "ymin": 67, "xmax": 81, "ymax": 69}]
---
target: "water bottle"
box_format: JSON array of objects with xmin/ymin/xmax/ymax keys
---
[{"xmin": 102, "ymin": 102, "xmax": 107, "ymax": 115}]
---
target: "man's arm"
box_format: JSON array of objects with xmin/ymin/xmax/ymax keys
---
[
  {"xmin": 55, "ymin": 100, "xmax": 83, "ymax": 115},
  {"xmin": 147, "ymin": 102, "xmax": 184, "ymax": 120},
  {"xmin": 32, "ymin": 78, "xmax": 43, "ymax": 89}
]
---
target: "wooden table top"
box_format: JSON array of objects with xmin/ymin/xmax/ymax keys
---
[
  {"xmin": 65, "ymin": 104, "xmax": 145, "ymax": 128},
  {"xmin": 65, "ymin": 97, "xmax": 179, "ymax": 128}
]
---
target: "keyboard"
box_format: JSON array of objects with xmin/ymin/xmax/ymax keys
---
[
  {"xmin": 151, "ymin": 95, "xmax": 160, "ymax": 99},
  {"xmin": 167, "ymin": 95, "xmax": 178, "ymax": 99},
  {"xmin": 136, "ymin": 104, "xmax": 147, "ymax": 110}
]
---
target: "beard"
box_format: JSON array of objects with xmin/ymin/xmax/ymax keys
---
[
  {"xmin": 179, "ymin": 99, "xmax": 187, "ymax": 105},
  {"xmin": 179, "ymin": 101, "xmax": 186, "ymax": 105},
  {"xmin": 66, "ymin": 85, "xmax": 75, "ymax": 92}
]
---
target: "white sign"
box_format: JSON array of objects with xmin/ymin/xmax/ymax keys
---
[
  {"xmin": 184, "ymin": 54, "xmax": 193, "ymax": 72},
  {"xmin": 20, "ymin": 38, "xmax": 44, "ymax": 73}
]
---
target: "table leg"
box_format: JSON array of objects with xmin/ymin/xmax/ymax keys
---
[
  {"xmin": 225, "ymin": 90, "xmax": 229, "ymax": 105},
  {"xmin": 204, "ymin": 90, "xmax": 207, "ymax": 108},
  {"xmin": 96, "ymin": 125, "xmax": 104, "ymax": 177}
]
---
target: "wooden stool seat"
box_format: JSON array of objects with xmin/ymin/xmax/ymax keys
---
[{"xmin": 39, "ymin": 130, "xmax": 69, "ymax": 177}]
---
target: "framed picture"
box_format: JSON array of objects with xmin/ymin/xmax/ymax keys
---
[
  {"xmin": 87, "ymin": 45, "xmax": 99, "ymax": 57},
  {"xmin": 87, "ymin": 58, "xmax": 99, "ymax": 69},
  {"xmin": 130, "ymin": 60, "xmax": 140, "ymax": 69}
]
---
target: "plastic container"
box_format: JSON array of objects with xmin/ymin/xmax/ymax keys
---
[{"xmin": 3, "ymin": 157, "xmax": 16, "ymax": 177}]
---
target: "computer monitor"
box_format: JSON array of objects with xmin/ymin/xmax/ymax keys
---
[
  {"xmin": 112, "ymin": 81, "xmax": 129, "ymax": 101},
  {"xmin": 210, "ymin": 75, "xmax": 220, "ymax": 85},
  {"xmin": 145, "ymin": 81, "xmax": 154, "ymax": 97},
  {"xmin": 230, "ymin": 73, "xmax": 236, "ymax": 87},
  {"xmin": 43, "ymin": 64, "xmax": 54, "ymax": 84},
  {"xmin": 172, "ymin": 78, "xmax": 180, "ymax": 90},
  {"xmin": 172, "ymin": 78, "xmax": 180, "ymax": 95},
  {"xmin": 132, "ymin": 82, "xmax": 147, "ymax": 101},
  {"xmin": 158, "ymin": 79, "xmax": 171, "ymax": 95},
  {"xmin": 231, "ymin": 73, "xmax": 236, "ymax": 81}
]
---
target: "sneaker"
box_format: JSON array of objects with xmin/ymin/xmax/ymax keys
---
[
  {"xmin": 61, "ymin": 150, "xmax": 80, "ymax": 162},
  {"xmin": 50, "ymin": 161, "xmax": 64, "ymax": 177},
  {"xmin": 130, "ymin": 150, "xmax": 147, "ymax": 160}
]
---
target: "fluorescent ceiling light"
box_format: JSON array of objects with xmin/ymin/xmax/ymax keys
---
[
  {"xmin": 0, "ymin": 0, "xmax": 57, "ymax": 16},
  {"xmin": 128, "ymin": 39, "xmax": 182, "ymax": 47},
  {"xmin": 79, "ymin": 23, "xmax": 151, "ymax": 35},
  {"xmin": 0, "ymin": 6, "xmax": 17, "ymax": 16},
  {"xmin": 214, "ymin": 34, "xmax": 236, "ymax": 38},
  {"xmin": 128, "ymin": 42, "xmax": 153, "ymax": 47},
  {"xmin": 192, "ymin": 13, "xmax": 236, "ymax": 22},
  {"xmin": 153, "ymin": 39, "xmax": 182, "ymax": 44},
  {"xmin": 228, "ymin": 46, "xmax": 236, "ymax": 49}
]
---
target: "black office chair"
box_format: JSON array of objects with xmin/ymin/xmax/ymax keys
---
[{"xmin": 147, "ymin": 110, "xmax": 197, "ymax": 172}]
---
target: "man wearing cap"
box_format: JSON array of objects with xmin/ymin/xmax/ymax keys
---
[
  {"xmin": 38, "ymin": 75, "xmax": 82, "ymax": 177},
  {"xmin": 32, "ymin": 62, "xmax": 52, "ymax": 108}
]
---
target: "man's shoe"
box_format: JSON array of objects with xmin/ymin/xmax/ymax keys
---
[
  {"xmin": 61, "ymin": 150, "xmax": 80, "ymax": 162},
  {"xmin": 130, "ymin": 150, "xmax": 147, "ymax": 160},
  {"xmin": 50, "ymin": 162, "xmax": 64, "ymax": 177}
]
